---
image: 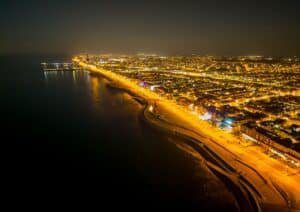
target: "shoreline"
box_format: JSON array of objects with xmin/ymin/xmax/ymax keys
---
[
  {"xmin": 102, "ymin": 78, "xmax": 254, "ymax": 211},
  {"xmin": 140, "ymin": 102, "xmax": 259, "ymax": 212},
  {"xmin": 90, "ymin": 70, "xmax": 285, "ymax": 212},
  {"xmin": 75, "ymin": 58, "xmax": 300, "ymax": 211}
]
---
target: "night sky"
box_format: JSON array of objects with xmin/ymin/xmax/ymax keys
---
[{"xmin": 1, "ymin": 0, "xmax": 300, "ymax": 56}]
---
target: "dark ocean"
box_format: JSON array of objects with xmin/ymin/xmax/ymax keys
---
[{"xmin": 1, "ymin": 55, "xmax": 237, "ymax": 211}]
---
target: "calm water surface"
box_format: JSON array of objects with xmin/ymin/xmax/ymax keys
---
[{"xmin": 2, "ymin": 56, "xmax": 237, "ymax": 210}]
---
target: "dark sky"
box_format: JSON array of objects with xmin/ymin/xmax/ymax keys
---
[{"xmin": 1, "ymin": 0, "xmax": 300, "ymax": 56}]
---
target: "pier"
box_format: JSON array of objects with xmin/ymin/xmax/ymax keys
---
[{"xmin": 41, "ymin": 62, "xmax": 81, "ymax": 71}]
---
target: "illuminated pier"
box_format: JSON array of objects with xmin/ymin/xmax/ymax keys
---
[{"xmin": 41, "ymin": 62, "xmax": 81, "ymax": 71}]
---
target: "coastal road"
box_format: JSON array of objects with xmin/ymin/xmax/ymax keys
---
[
  {"xmin": 75, "ymin": 58, "xmax": 300, "ymax": 211},
  {"xmin": 154, "ymin": 101, "xmax": 300, "ymax": 211}
]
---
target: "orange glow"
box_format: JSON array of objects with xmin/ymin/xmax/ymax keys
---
[{"xmin": 74, "ymin": 56, "xmax": 300, "ymax": 209}]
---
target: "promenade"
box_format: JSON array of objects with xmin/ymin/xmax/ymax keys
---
[{"xmin": 75, "ymin": 57, "xmax": 300, "ymax": 211}]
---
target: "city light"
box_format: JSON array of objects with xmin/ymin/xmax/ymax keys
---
[
  {"xmin": 74, "ymin": 54, "xmax": 300, "ymax": 210},
  {"xmin": 200, "ymin": 112, "xmax": 212, "ymax": 121}
]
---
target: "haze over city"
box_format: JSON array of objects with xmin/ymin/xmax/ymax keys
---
[{"xmin": 1, "ymin": 0, "xmax": 300, "ymax": 56}]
